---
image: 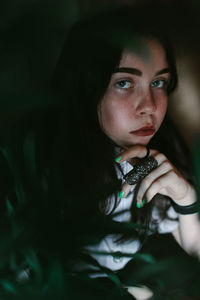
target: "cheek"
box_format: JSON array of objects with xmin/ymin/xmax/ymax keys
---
[
  {"xmin": 98, "ymin": 97, "xmax": 130, "ymax": 133},
  {"xmin": 156, "ymin": 95, "xmax": 168, "ymax": 123}
]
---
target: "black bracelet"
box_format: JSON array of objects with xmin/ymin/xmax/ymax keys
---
[{"xmin": 171, "ymin": 201, "xmax": 200, "ymax": 215}]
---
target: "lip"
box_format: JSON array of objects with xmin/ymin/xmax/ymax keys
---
[{"xmin": 130, "ymin": 126, "xmax": 156, "ymax": 137}]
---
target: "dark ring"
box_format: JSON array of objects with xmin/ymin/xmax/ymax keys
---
[
  {"xmin": 144, "ymin": 146, "xmax": 150, "ymax": 158},
  {"xmin": 123, "ymin": 156, "xmax": 158, "ymax": 185}
]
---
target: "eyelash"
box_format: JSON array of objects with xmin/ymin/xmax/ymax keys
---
[
  {"xmin": 115, "ymin": 79, "xmax": 133, "ymax": 89},
  {"xmin": 151, "ymin": 79, "xmax": 169, "ymax": 89},
  {"xmin": 115, "ymin": 78, "xmax": 169, "ymax": 90}
]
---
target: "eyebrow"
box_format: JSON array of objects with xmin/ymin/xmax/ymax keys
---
[
  {"xmin": 155, "ymin": 68, "xmax": 171, "ymax": 76},
  {"xmin": 113, "ymin": 67, "xmax": 142, "ymax": 76},
  {"xmin": 113, "ymin": 67, "xmax": 171, "ymax": 77}
]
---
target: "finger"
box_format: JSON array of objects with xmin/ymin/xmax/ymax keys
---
[
  {"xmin": 118, "ymin": 151, "xmax": 167, "ymax": 201},
  {"xmin": 120, "ymin": 157, "xmax": 167, "ymax": 201},
  {"xmin": 144, "ymin": 165, "xmax": 191, "ymax": 204},
  {"xmin": 145, "ymin": 173, "xmax": 171, "ymax": 202},
  {"xmin": 119, "ymin": 181, "xmax": 132, "ymax": 198},
  {"xmin": 154, "ymin": 152, "xmax": 169, "ymax": 165},
  {"xmin": 136, "ymin": 159, "xmax": 173, "ymax": 205},
  {"xmin": 144, "ymin": 170, "xmax": 183, "ymax": 203},
  {"xmin": 115, "ymin": 145, "xmax": 158, "ymax": 164},
  {"xmin": 152, "ymin": 169, "xmax": 189, "ymax": 202}
]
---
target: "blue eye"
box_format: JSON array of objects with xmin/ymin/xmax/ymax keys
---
[
  {"xmin": 115, "ymin": 80, "xmax": 132, "ymax": 89},
  {"xmin": 151, "ymin": 79, "xmax": 167, "ymax": 88}
]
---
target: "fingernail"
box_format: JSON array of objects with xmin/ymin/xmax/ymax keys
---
[
  {"xmin": 115, "ymin": 156, "xmax": 121, "ymax": 163},
  {"xmin": 136, "ymin": 202, "xmax": 142, "ymax": 208},
  {"xmin": 119, "ymin": 191, "xmax": 124, "ymax": 198},
  {"xmin": 142, "ymin": 198, "xmax": 146, "ymax": 205}
]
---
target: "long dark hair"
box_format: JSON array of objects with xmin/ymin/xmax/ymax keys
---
[{"xmin": 49, "ymin": 4, "xmax": 191, "ymax": 239}]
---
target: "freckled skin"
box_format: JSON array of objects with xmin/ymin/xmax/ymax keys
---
[
  {"xmin": 97, "ymin": 40, "xmax": 200, "ymax": 259},
  {"xmin": 98, "ymin": 40, "xmax": 170, "ymax": 149}
]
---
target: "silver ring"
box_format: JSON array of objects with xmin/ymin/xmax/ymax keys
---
[{"xmin": 123, "ymin": 156, "xmax": 158, "ymax": 185}]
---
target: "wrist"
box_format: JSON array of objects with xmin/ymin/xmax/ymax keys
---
[
  {"xmin": 171, "ymin": 186, "xmax": 199, "ymax": 215},
  {"xmin": 174, "ymin": 185, "xmax": 197, "ymax": 207}
]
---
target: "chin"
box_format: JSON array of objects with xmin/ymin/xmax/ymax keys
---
[
  {"xmin": 113, "ymin": 135, "xmax": 154, "ymax": 149},
  {"xmin": 126, "ymin": 137, "xmax": 152, "ymax": 148},
  {"xmin": 120, "ymin": 141, "xmax": 147, "ymax": 149}
]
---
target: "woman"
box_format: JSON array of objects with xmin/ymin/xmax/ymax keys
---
[{"xmin": 51, "ymin": 4, "xmax": 200, "ymax": 277}]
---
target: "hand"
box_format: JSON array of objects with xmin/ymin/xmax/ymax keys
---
[{"xmin": 116, "ymin": 145, "xmax": 196, "ymax": 207}]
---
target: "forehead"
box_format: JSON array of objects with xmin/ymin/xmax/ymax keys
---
[{"xmin": 119, "ymin": 40, "xmax": 168, "ymax": 70}]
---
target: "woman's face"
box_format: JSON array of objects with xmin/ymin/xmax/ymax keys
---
[{"xmin": 98, "ymin": 39, "xmax": 171, "ymax": 149}]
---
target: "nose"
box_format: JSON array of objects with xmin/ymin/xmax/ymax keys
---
[{"xmin": 135, "ymin": 89, "xmax": 157, "ymax": 115}]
